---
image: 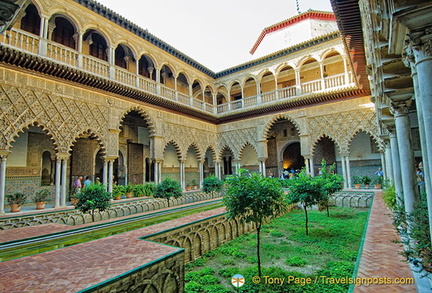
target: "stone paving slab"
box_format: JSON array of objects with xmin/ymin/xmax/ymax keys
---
[
  {"xmin": 354, "ymin": 192, "xmax": 417, "ymax": 293},
  {"xmin": 0, "ymin": 207, "xmax": 225, "ymax": 292}
]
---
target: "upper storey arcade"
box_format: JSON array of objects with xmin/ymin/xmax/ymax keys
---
[{"xmin": 0, "ymin": 0, "xmax": 366, "ymax": 122}]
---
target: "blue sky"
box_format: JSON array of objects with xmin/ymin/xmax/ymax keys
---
[{"xmin": 96, "ymin": 0, "xmax": 333, "ymax": 71}]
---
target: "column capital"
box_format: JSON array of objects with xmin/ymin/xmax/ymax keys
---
[
  {"xmin": 390, "ymin": 99, "xmax": 413, "ymax": 116},
  {"xmin": 257, "ymin": 157, "xmax": 267, "ymax": 162},
  {"xmin": 56, "ymin": 152, "xmax": 70, "ymax": 160},
  {"xmin": 407, "ymin": 28, "xmax": 432, "ymax": 61},
  {"xmin": 0, "ymin": 149, "xmax": 11, "ymax": 158},
  {"xmin": 103, "ymin": 155, "xmax": 118, "ymax": 162}
]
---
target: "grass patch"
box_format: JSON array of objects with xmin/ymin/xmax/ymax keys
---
[{"xmin": 185, "ymin": 207, "xmax": 368, "ymax": 292}]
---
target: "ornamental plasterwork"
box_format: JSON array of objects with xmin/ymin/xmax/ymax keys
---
[
  {"xmin": 217, "ymin": 127, "xmax": 257, "ymax": 159},
  {"xmin": 160, "ymin": 122, "xmax": 217, "ymax": 160},
  {"xmin": 0, "ymin": 85, "xmax": 108, "ymax": 153},
  {"xmin": 307, "ymin": 108, "xmax": 381, "ymax": 154}
]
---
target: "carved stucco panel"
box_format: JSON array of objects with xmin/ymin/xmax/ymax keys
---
[
  {"xmin": 307, "ymin": 108, "xmax": 381, "ymax": 154},
  {"xmin": 0, "ymin": 85, "xmax": 109, "ymax": 153},
  {"xmin": 217, "ymin": 127, "xmax": 257, "ymax": 160}
]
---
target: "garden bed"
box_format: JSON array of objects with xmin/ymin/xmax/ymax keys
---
[{"xmin": 185, "ymin": 206, "xmax": 369, "ymax": 292}]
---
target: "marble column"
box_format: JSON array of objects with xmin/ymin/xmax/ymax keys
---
[
  {"xmin": 102, "ymin": 159, "xmax": 108, "ymax": 189},
  {"xmin": 389, "ymin": 131, "xmax": 403, "ymax": 204},
  {"xmin": 199, "ymin": 161, "xmax": 204, "ymax": 188},
  {"xmin": 258, "ymin": 157, "xmax": 267, "ymax": 176},
  {"xmin": 54, "ymin": 158, "xmax": 61, "ymax": 208},
  {"xmin": 0, "ymin": 152, "xmax": 9, "ymax": 214},
  {"xmin": 214, "ymin": 160, "xmax": 221, "ymax": 179},
  {"xmin": 409, "ymin": 31, "xmax": 432, "ymax": 240},
  {"xmin": 341, "ymin": 156, "xmax": 348, "ymax": 189},
  {"xmin": 60, "ymin": 157, "xmax": 68, "ymax": 207},
  {"xmin": 179, "ymin": 160, "xmax": 185, "ymax": 190},
  {"xmin": 108, "ymin": 159, "xmax": 114, "ymax": 193},
  {"xmin": 384, "ymin": 142, "xmax": 393, "ymax": 182},
  {"xmin": 391, "ymin": 98, "xmax": 418, "ymax": 214},
  {"xmin": 346, "ymin": 156, "xmax": 352, "ymax": 188}
]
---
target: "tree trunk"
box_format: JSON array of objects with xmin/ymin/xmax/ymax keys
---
[
  {"xmin": 257, "ymin": 225, "xmax": 262, "ymax": 277},
  {"xmin": 304, "ymin": 205, "xmax": 309, "ymax": 236},
  {"xmin": 167, "ymin": 198, "xmax": 170, "ymax": 207},
  {"xmin": 326, "ymin": 204, "xmax": 330, "ymax": 217},
  {"xmin": 91, "ymin": 210, "xmax": 95, "ymax": 222}
]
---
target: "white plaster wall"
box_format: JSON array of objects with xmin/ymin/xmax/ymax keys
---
[
  {"xmin": 185, "ymin": 148, "xmax": 198, "ymax": 167},
  {"xmin": 163, "ymin": 145, "xmax": 179, "ymax": 167}
]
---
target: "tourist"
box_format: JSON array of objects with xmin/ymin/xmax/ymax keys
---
[
  {"xmin": 416, "ymin": 167, "xmax": 425, "ymax": 192},
  {"xmin": 375, "ymin": 167, "xmax": 383, "ymax": 177},
  {"xmin": 83, "ymin": 176, "xmax": 92, "ymax": 188},
  {"xmin": 267, "ymin": 170, "xmax": 273, "ymax": 178},
  {"xmin": 95, "ymin": 177, "xmax": 101, "ymax": 185},
  {"xmin": 74, "ymin": 176, "xmax": 83, "ymax": 194}
]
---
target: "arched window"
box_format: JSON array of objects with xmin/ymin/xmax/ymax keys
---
[
  {"xmin": 20, "ymin": 4, "xmax": 40, "ymax": 35},
  {"xmin": 52, "ymin": 17, "xmax": 76, "ymax": 49},
  {"xmin": 115, "ymin": 45, "xmax": 127, "ymax": 68},
  {"xmin": 89, "ymin": 33, "xmax": 108, "ymax": 61}
]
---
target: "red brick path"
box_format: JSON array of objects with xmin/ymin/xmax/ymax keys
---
[
  {"xmin": 354, "ymin": 192, "xmax": 417, "ymax": 293},
  {"xmin": 0, "ymin": 207, "xmax": 225, "ymax": 292}
]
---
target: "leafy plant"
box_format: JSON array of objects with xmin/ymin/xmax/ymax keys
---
[
  {"xmin": 223, "ymin": 169, "xmax": 287, "ymax": 277},
  {"xmin": 352, "ymin": 175, "xmax": 362, "ymax": 184},
  {"xmin": 361, "ymin": 175, "xmax": 371, "ymax": 185},
  {"xmin": 286, "ymin": 256, "xmax": 307, "ymax": 267},
  {"xmin": 6, "ymin": 192, "xmax": 27, "ymax": 206},
  {"xmin": 34, "ymin": 189, "xmax": 51, "ymax": 202},
  {"xmin": 112, "ymin": 185, "xmax": 126, "ymax": 198},
  {"xmin": 381, "ymin": 185, "xmax": 397, "ymax": 210},
  {"xmin": 371, "ymin": 175, "xmax": 383, "ymax": 185},
  {"xmin": 316, "ymin": 160, "xmax": 343, "ymax": 216},
  {"xmin": 287, "ymin": 171, "xmax": 324, "ymax": 235},
  {"xmin": 202, "ymin": 175, "xmax": 223, "ymax": 194},
  {"xmin": 393, "ymin": 191, "xmax": 431, "ymax": 276},
  {"xmin": 125, "ymin": 183, "xmax": 134, "ymax": 193},
  {"xmin": 75, "ymin": 183, "xmax": 111, "ymax": 222},
  {"xmin": 154, "ymin": 178, "xmax": 182, "ymax": 207}
]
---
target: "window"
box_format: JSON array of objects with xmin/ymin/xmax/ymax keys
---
[
  {"xmin": 52, "ymin": 17, "xmax": 76, "ymax": 49},
  {"xmin": 89, "ymin": 33, "xmax": 108, "ymax": 61},
  {"xmin": 20, "ymin": 4, "xmax": 40, "ymax": 35}
]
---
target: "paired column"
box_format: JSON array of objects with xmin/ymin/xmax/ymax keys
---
[
  {"xmin": 179, "ymin": 160, "xmax": 185, "ymax": 190},
  {"xmin": 390, "ymin": 98, "xmax": 418, "ymax": 214},
  {"xmin": 214, "ymin": 160, "xmax": 222, "ymax": 179},
  {"xmin": 339, "ymin": 154, "xmax": 351, "ymax": 189},
  {"xmin": 258, "ymin": 157, "xmax": 267, "ymax": 176},
  {"xmin": 103, "ymin": 156, "xmax": 117, "ymax": 193},
  {"xmin": 60, "ymin": 155, "xmax": 68, "ymax": 207},
  {"xmin": 0, "ymin": 151, "xmax": 10, "ymax": 214},
  {"xmin": 154, "ymin": 159, "xmax": 163, "ymax": 184},
  {"xmin": 199, "ymin": 161, "xmax": 204, "ymax": 188}
]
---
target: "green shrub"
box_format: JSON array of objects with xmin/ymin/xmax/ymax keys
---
[
  {"xmin": 198, "ymin": 274, "xmax": 219, "ymax": 285},
  {"xmin": 246, "ymin": 256, "xmax": 258, "ymax": 263},
  {"xmin": 221, "ymin": 258, "xmax": 235, "ymax": 266},
  {"xmin": 203, "ymin": 285, "xmax": 231, "ymax": 293},
  {"xmin": 185, "ymin": 281, "xmax": 204, "ymax": 292},
  {"xmin": 154, "ymin": 178, "xmax": 182, "ymax": 207},
  {"xmin": 286, "ymin": 256, "xmax": 307, "ymax": 267},
  {"xmin": 202, "ymin": 175, "xmax": 223, "ymax": 194},
  {"xmin": 76, "ymin": 184, "xmax": 111, "ymax": 222},
  {"xmin": 381, "ymin": 185, "xmax": 397, "ymax": 210},
  {"xmin": 218, "ymin": 268, "xmax": 238, "ymax": 278}
]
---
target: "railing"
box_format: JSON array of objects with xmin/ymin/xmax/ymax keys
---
[
  {"xmin": 1, "ymin": 28, "xmax": 355, "ymax": 116},
  {"xmin": 138, "ymin": 76, "xmax": 157, "ymax": 94},
  {"xmin": 160, "ymin": 85, "xmax": 176, "ymax": 100},
  {"xmin": 0, "ymin": 28, "xmax": 39, "ymax": 54},
  {"xmin": 115, "ymin": 67, "xmax": 136, "ymax": 87},
  {"xmin": 325, "ymin": 73, "xmax": 346, "ymax": 89},
  {"xmin": 243, "ymin": 95, "xmax": 257, "ymax": 107},
  {"xmin": 82, "ymin": 55, "xmax": 109, "ymax": 78},
  {"xmin": 301, "ymin": 80, "xmax": 322, "ymax": 93},
  {"xmin": 177, "ymin": 92, "xmax": 190, "ymax": 105},
  {"xmin": 46, "ymin": 42, "xmax": 78, "ymax": 67},
  {"xmin": 261, "ymin": 91, "xmax": 277, "ymax": 103},
  {"xmin": 279, "ymin": 86, "xmax": 296, "ymax": 99}
]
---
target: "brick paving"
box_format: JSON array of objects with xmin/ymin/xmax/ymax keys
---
[
  {"xmin": 0, "ymin": 206, "xmax": 225, "ymax": 292},
  {"xmin": 354, "ymin": 192, "xmax": 417, "ymax": 293}
]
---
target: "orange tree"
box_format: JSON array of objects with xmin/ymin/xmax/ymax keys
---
[{"xmin": 223, "ymin": 169, "xmax": 287, "ymax": 277}]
